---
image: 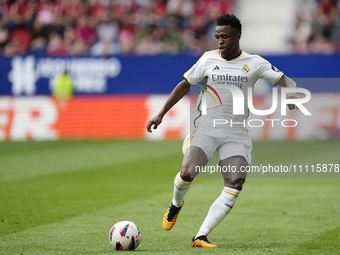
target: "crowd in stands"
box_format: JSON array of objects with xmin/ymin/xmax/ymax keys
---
[
  {"xmin": 292, "ymin": 0, "xmax": 340, "ymax": 54},
  {"xmin": 2, "ymin": 0, "xmax": 339, "ymax": 57},
  {"xmin": 0, "ymin": 0, "xmax": 234, "ymax": 57}
]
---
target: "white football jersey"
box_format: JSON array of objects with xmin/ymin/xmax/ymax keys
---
[{"xmin": 184, "ymin": 50, "xmax": 283, "ymax": 129}]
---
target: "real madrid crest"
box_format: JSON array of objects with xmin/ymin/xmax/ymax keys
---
[{"xmin": 242, "ymin": 64, "xmax": 250, "ymax": 73}]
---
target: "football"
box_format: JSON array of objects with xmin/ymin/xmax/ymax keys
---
[{"xmin": 109, "ymin": 221, "xmax": 141, "ymax": 251}]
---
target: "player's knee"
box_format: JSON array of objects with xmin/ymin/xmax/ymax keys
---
[
  {"xmin": 180, "ymin": 164, "xmax": 192, "ymax": 182},
  {"xmin": 225, "ymin": 177, "xmax": 246, "ymax": 191}
]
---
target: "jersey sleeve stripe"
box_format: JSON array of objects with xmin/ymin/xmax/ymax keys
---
[
  {"xmin": 183, "ymin": 75, "xmax": 195, "ymax": 85},
  {"xmin": 272, "ymin": 72, "xmax": 284, "ymax": 85}
]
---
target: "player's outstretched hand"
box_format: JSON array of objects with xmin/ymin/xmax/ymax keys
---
[
  {"xmin": 146, "ymin": 115, "xmax": 163, "ymax": 133},
  {"xmin": 287, "ymin": 94, "xmax": 299, "ymax": 111}
]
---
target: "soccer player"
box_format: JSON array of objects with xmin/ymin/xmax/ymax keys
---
[{"xmin": 146, "ymin": 13, "xmax": 298, "ymax": 248}]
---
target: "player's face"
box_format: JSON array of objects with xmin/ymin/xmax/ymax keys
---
[{"xmin": 215, "ymin": 25, "xmax": 240, "ymax": 60}]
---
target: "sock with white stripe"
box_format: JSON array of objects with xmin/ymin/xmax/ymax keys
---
[
  {"xmin": 195, "ymin": 187, "xmax": 239, "ymax": 238},
  {"xmin": 172, "ymin": 172, "xmax": 192, "ymax": 207}
]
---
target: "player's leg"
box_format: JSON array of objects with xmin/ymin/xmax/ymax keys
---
[
  {"xmin": 173, "ymin": 146, "xmax": 208, "ymax": 204},
  {"xmin": 162, "ymin": 146, "xmax": 208, "ymax": 231},
  {"xmin": 192, "ymin": 155, "xmax": 248, "ymax": 248}
]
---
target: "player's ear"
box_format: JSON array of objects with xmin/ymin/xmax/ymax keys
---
[{"xmin": 236, "ymin": 33, "xmax": 241, "ymax": 41}]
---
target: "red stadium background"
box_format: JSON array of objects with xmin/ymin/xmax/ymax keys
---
[{"xmin": 1, "ymin": 94, "xmax": 339, "ymax": 141}]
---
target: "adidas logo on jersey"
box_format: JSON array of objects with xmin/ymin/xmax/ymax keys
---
[{"xmin": 212, "ymin": 65, "xmax": 220, "ymax": 71}]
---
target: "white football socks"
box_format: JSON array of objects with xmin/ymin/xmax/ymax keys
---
[
  {"xmin": 195, "ymin": 187, "xmax": 239, "ymax": 238},
  {"xmin": 172, "ymin": 172, "xmax": 192, "ymax": 207}
]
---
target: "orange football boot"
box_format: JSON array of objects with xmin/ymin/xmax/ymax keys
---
[
  {"xmin": 162, "ymin": 200, "xmax": 183, "ymax": 231},
  {"xmin": 191, "ymin": 235, "xmax": 217, "ymax": 248}
]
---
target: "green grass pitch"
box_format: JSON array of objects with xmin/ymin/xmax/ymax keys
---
[{"xmin": 0, "ymin": 140, "xmax": 339, "ymax": 254}]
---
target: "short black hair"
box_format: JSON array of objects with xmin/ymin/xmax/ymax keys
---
[{"xmin": 216, "ymin": 13, "xmax": 242, "ymax": 35}]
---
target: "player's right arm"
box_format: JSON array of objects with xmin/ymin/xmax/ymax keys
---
[
  {"xmin": 147, "ymin": 51, "xmax": 208, "ymax": 133},
  {"xmin": 146, "ymin": 79, "xmax": 190, "ymax": 133}
]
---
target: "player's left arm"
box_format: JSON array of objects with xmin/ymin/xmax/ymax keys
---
[
  {"xmin": 274, "ymin": 75, "xmax": 298, "ymax": 111},
  {"xmin": 257, "ymin": 58, "xmax": 298, "ymax": 111}
]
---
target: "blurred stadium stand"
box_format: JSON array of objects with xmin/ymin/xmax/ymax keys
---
[
  {"xmin": 1, "ymin": 0, "xmax": 339, "ymax": 56},
  {"xmin": 236, "ymin": 0, "xmax": 295, "ymax": 54},
  {"xmin": 0, "ymin": 0, "xmax": 236, "ymax": 57},
  {"xmin": 0, "ymin": 0, "xmax": 339, "ymax": 141}
]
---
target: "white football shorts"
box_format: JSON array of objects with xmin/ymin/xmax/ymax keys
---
[{"xmin": 182, "ymin": 126, "xmax": 252, "ymax": 164}]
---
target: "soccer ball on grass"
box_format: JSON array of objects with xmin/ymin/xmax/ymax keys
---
[{"xmin": 109, "ymin": 221, "xmax": 141, "ymax": 251}]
